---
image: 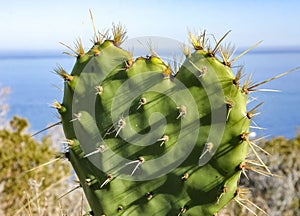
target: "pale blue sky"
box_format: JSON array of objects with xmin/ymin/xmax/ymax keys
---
[{"xmin": 1, "ymin": 0, "xmax": 300, "ymax": 50}]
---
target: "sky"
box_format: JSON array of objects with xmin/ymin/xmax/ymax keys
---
[{"xmin": 0, "ymin": 0, "xmax": 300, "ymax": 50}]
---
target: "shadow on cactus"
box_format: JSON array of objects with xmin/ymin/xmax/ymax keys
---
[{"xmin": 43, "ymin": 12, "xmax": 299, "ymax": 216}]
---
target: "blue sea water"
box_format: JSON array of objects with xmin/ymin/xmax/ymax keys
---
[{"xmin": 0, "ymin": 48, "xmax": 299, "ymax": 139}]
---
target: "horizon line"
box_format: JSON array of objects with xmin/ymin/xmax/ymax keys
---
[{"xmin": 1, "ymin": 45, "xmax": 300, "ymax": 59}]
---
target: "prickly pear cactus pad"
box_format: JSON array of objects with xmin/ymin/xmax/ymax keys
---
[{"xmin": 51, "ymin": 19, "xmax": 295, "ymax": 215}]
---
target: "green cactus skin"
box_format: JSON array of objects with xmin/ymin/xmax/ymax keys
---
[{"xmin": 55, "ymin": 27, "xmax": 267, "ymax": 216}]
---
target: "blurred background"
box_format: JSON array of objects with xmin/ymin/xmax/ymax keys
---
[{"xmin": 0, "ymin": 1, "xmax": 299, "ymax": 215}]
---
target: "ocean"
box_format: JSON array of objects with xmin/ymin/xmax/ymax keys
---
[{"xmin": 0, "ymin": 48, "xmax": 300, "ymax": 139}]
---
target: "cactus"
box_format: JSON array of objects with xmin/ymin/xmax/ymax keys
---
[{"xmin": 52, "ymin": 17, "xmax": 297, "ymax": 215}]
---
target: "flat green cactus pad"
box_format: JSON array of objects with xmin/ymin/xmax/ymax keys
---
[{"xmin": 51, "ymin": 22, "xmax": 282, "ymax": 216}]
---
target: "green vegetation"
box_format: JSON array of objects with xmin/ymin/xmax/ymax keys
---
[{"xmin": 0, "ymin": 115, "xmax": 72, "ymax": 215}]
